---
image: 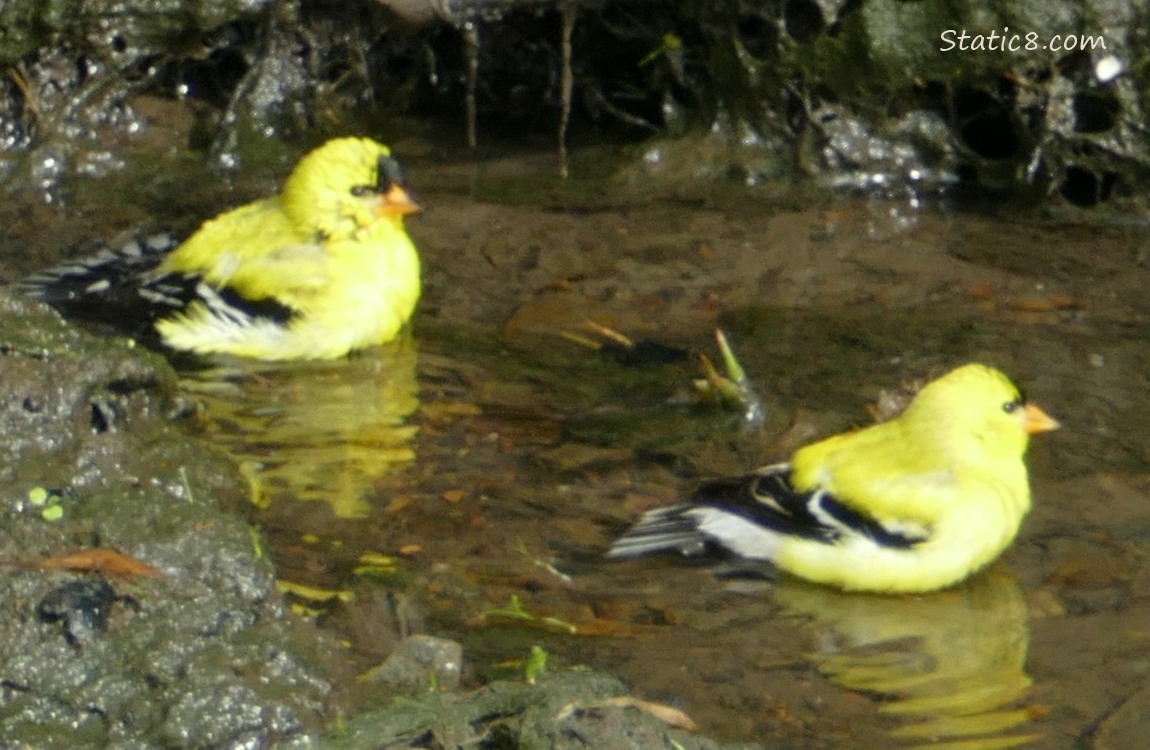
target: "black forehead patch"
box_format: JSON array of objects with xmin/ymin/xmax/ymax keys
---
[{"xmin": 377, "ymin": 156, "xmax": 405, "ymax": 191}]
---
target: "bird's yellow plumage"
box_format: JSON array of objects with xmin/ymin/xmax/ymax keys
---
[
  {"xmin": 156, "ymin": 137, "xmax": 421, "ymax": 359},
  {"xmin": 609, "ymin": 364, "xmax": 1060, "ymax": 593},
  {"xmin": 23, "ymin": 137, "xmax": 421, "ymax": 361}
]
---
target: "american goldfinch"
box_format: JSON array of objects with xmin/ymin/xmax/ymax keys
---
[
  {"xmin": 22, "ymin": 137, "xmax": 421, "ymax": 360},
  {"xmin": 608, "ymin": 364, "xmax": 1060, "ymax": 593}
]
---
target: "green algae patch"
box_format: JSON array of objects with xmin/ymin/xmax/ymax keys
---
[{"xmin": 0, "ymin": 288, "xmax": 336, "ymax": 748}]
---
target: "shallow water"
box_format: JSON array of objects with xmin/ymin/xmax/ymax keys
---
[{"xmin": 9, "ymin": 138, "xmax": 1150, "ymax": 748}]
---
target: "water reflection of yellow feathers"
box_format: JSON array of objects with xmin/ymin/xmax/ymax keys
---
[
  {"xmin": 774, "ymin": 570, "xmax": 1036, "ymax": 749},
  {"xmin": 183, "ymin": 335, "xmax": 420, "ymax": 519}
]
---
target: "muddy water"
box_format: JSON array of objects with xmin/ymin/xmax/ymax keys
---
[{"xmin": 11, "ymin": 141, "xmax": 1150, "ymax": 748}]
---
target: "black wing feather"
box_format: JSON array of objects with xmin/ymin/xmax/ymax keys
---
[
  {"xmin": 21, "ymin": 233, "xmax": 188, "ymax": 335},
  {"xmin": 693, "ymin": 468, "xmax": 838, "ymax": 543},
  {"xmin": 609, "ymin": 464, "xmax": 926, "ymax": 560},
  {"xmin": 21, "ymin": 233, "xmax": 298, "ymax": 338}
]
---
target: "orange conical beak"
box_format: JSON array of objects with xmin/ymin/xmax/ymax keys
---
[
  {"xmin": 1023, "ymin": 403, "xmax": 1060, "ymax": 435},
  {"xmin": 379, "ymin": 183, "xmax": 421, "ymax": 217}
]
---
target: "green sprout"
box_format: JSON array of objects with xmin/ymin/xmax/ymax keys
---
[
  {"xmin": 639, "ymin": 32, "xmax": 683, "ymax": 67},
  {"xmin": 694, "ymin": 328, "xmax": 766, "ymax": 431},
  {"xmin": 525, "ymin": 645, "xmax": 548, "ymax": 685}
]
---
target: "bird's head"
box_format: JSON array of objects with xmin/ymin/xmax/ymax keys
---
[
  {"xmin": 904, "ymin": 363, "xmax": 1059, "ymax": 458},
  {"xmin": 282, "ymin": 137, "xmax": 420, "ymax": 240}
]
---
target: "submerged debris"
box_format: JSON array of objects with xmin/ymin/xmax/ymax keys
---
[{"xmin": 37, "ymin": 577, "xmax": 137, "ymax": 647}]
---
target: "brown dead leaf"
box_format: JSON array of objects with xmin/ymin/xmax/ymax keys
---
[
  {"xmin": 419, "ymin": 401, "xmax": 483, "ymax": 422},
  {"xmin": 32, "ymin": 548, "xmax": 163, "ymax": 580},
  {"xmin": 968, "ymin": 281, "xmax": 995, "ymax": 300},
  {"xmin": 1026, "ymin": 704, "xmax": 1052, "ymax": 720},
  {"xmin": 571, "ymin": 617, "xmax": 639, "ymax": 637},
  {"xmin": 1049, "ymin": 553, "xmax": 1129, "ymax": 586},
  {"xmin": 1007, "ymin": 293, "xmax": 1090, "ymax": 312},
  {"xmin": 555, "ymin": 695, "xmax": 699, "ymax": 731},
  {"xmin": 382, "ymin": 494, "xmax": 414, "ymax": 513}
]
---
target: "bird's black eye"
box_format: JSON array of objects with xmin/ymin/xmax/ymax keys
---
[
  {"xmin": 1002, "ymin": 399, "xmax": 1023, "ymax": 414},
  {"xmin": 350, "ymin": 185, "xmax": 375, "ymax": 197}
]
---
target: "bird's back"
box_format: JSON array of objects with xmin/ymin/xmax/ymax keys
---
[{"xmin": 159, "ymin": 197, "xmax": 299, "ymax": 284}]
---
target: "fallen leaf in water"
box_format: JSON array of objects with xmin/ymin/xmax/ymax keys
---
[
  {"xmin": 1026, "ymin": 704, "xmax": 1051, "ymax": 720},
  {"xmin": 420, "ymin": 401, "xmax": 483, "ymax": 422},
  {"xmin": 534, "ymin": 442, "xmax": 635, "ymax": 472},
  {"xmin": 555, "ymin": 695, "xmax": 699, "ymax": 731},
  {"xmin": 383, "ymin": 494, "xmax": 414, "ymax": 513},
  {"xmin": 1007, "ymin": 293, "xmax": 1090, "ymax": 312},
  {"xmin": 482, "ymin": 595, "xmax": 578, "ymax": 634},
  {"xmin": 571, "ymin": 617, "xmax": 639, "ymax": 637},
  {"xmin": 26, "ymin": 549, "xmax": 163, "ymax": 581},
  {"xmin": 968, "ymin": 281, "xmax": 995, "ymax": 300},
  {"xmin": 276, "ymin": 579, "xmax": 353, "ymax": 603}
]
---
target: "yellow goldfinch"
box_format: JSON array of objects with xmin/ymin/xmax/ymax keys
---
[
  {"xmin": 22, "ymin": 137, "xmax": 421, "ymax": 360},
  {"xmin": 609, "ymin": 364, "xmax": 1060, "ymax": 593}
]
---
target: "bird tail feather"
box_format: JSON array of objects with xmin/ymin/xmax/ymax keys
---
[
  {"xmin": 20, "ymin": 233, "xmax": 200, "ymax": 325},
  {"xmin": 606, "ymin": 505, "xmax": 710, "ymax": 558}
]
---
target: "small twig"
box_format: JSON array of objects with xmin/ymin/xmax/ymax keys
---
[{"xmin": 558, "ymin": 2, "xmax": 577, "ymax": 178}]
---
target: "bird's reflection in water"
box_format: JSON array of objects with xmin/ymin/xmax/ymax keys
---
[
  {"xmin": 178, "ymin": 333, "xmax": 420, "ymax": 519},
  {"xmin": 773, "ymin": 569, "xmax": 1037, "ymax": 749}
]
